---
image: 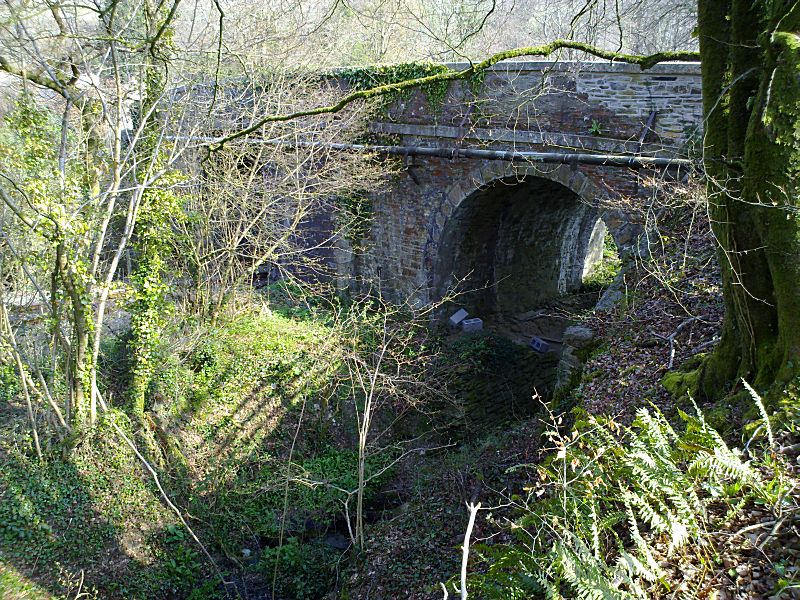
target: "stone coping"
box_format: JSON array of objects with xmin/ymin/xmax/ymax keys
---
[
  {"xmin": 371, "ymin": 122, "xmax": 687, "ymax": 157},
  {"xmin": 443, "ymin": 60, "xmax": 701, "ymax": 74},
  {"xmin": 331, "ymin": 60, "xmax": 701, "ymax": 75}
]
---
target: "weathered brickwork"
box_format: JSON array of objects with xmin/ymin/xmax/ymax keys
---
[{"xmin": 338, "ymin": 60, "xmax": 702, "ymax": 312}]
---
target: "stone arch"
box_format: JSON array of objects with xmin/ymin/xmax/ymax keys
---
[{"xmin": 431, "ymin": 162, "xmax": 621, "ymax": 316}]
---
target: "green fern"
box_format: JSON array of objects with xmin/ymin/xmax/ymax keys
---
[
  {"xmin": 742, "ymin": 379, "xmax": 775, "ymax": 452},
  {"xmin": 469, "ymin": 401, "xmax": 780, "ymax": 598}
]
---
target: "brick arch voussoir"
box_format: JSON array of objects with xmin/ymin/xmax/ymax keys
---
[{"xmin": 442, "ymin": 161, "xmax": 607, "ymax": 217}]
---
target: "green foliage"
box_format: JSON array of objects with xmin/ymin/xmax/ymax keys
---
[
  {"xmin": 336, "ymin": 62, "xmax": 452, "ymax": 112},
  {"xmin": 0, "ymin": 363, "xmax": 19, "ymax": 402},
  {"xmin": 259, "ymin": 537, "xmax": 339, "ymax": 600},
  {"xmin": 589, "ymin": 119, "xmax": 604, "ymax": 136},
  {"xmin": 127, "ymin": 12, "xmax": 184, "ymax": 416},
  {"xmin": 0, "ymin": 95, "xmax": 85, "ymax": 232},
  {"xmin": 128, "ymin": 166, "xmax": 186, "ymax": 416},
  {"xmin": 447, "ymin": 334, "xmax": 494, "ymax": 364},
  {"xmin": 262, "ymin": 279, "xmax": 317, "ymax": 319},
  {"xmin": 583, "ymin": 232, "xmax": 621, "ymax": 288},
  {"xmin": 148, "ymin": 311, "xmax": 396, "ymax": 551},
  {"xmin": 152, "ymin": 311, "xmax": 335, "ymax": 419},
  {"xmin": 148, "ymin": 524, "xmax": 203, "ymax": 593},
  {"xmin": 0, "ymin": 95, "xmax": 82, "ymax": 248},
  {"xmin": 1, "ymin": 95, "xmax": 59, "ymax": 170},
  {"xmin": 0, "ymin": 410, "xmax": 203, "ymax": 598},
  {"xmin": 0, "ymin": 564, "xmax": 52, "ymax": 599},
  {"xmin": 0, "ymin": 94, "xmax": 99, "ymax": 426},
  {"xmin": 470, "ymin": 400, "xmax": 784, "ymax": 599}
]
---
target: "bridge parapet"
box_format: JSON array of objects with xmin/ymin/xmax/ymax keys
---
[{"xmin": 369, "ymin": 60, "xmax": 702, "ymax": 157}]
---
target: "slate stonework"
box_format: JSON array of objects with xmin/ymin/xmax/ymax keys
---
[{"xmin": 336, "ymin": 60, "xmax": 702, "ymax": 312}]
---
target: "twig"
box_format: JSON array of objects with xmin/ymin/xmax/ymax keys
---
[
  {"xmin": 757, "ymin": 516, "xmax": 787, "ymax": 551},
  {"xmin": 691, "ymin": 337, "xmax": 719, "ymax": 355},
  {"xmin": 460, "ymin": 501, "xmax": 481, "ymax": 600},
  {"xmin": 651, "ymin": 316, "xmax": 707, "ymax": 368}
]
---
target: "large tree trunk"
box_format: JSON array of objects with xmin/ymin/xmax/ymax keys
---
[{"xmin": 696, "ymin": 1, "xmax": 800, "ymax": 396}]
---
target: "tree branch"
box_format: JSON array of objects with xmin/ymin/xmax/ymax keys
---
[
  {"xmin": 0, "ymin": 54, "xmax": 70, "ymax": 98},
  {"xmin": 209, "ymin": 39, "xmax": 699, "ymax": 152}
]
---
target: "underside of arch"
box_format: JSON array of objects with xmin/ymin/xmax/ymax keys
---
[{"xmin": 435, "ymin": 175, "xmax": 606, "ymax": 316}]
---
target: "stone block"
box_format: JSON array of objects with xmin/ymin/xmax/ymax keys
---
[
  {"xmin": 562, "ymin": 325, "xmax": 595, "ymax": 348},
  {"xmin": 449, "ymin": 308, "xmax": 468, "ymax": 327},
  {"xmin": 461, "ymin": 317, "xmax": 483, "ymax": 333},
  {"xmin": 530, "ymin": 336, "xmax": 550, "ymax": 353}
]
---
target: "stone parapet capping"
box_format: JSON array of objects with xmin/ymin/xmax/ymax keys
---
[
  {"xmin": 359, "ymin": 58, "xmax": 703, "ymax": 155},
  {"xmin": 328, "ymin": 60, "xmax": 702, "ymax": 74},
  {"xmin": 439, "ymin": 60, "xmax": 701, "ymax": 75}
]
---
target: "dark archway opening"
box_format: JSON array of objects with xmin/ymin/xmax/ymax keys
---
[{"xmin": 436, "ymin": 175, "xmax": 616, "ymax": 343}]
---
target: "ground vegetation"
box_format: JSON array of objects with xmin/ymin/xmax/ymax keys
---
[{"xmin": 2, "ymin": 0, "xmax": 800, "ymax": 599}]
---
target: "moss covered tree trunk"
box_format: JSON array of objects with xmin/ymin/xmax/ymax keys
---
[{"xmin": 697, "ymin": 1, "xmax": 800, "ymax": 395}]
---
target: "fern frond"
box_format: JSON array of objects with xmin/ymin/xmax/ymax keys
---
[
  {"xmin": 616, "ymin": 551, "xmax": 658, "ymax": 584},
  {"xmin": 624, "ymin": 506, "xmax": 664, "ymax": 578},
  {"xmin": 622, "ymin": 489, "xmax": 670, "ymax": 535},
  {"xmin": 555, "ymin": 537, "xmax": 632, "ymax": 600},
  {"xmin": 742, "ymin": 378, "xmax": 775, "ymax": 452},
  {"xmin": 688, "ymin": 450, "xmax": 755, "ymax": 485}
]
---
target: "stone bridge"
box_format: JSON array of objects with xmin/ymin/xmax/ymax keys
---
[{"xmin": 331, "ymin": 60, "xmax": 703, "ymax": 319}]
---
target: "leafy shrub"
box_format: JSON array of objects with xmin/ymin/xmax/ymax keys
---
[{"xmin": 0, "ymin": 363, "xmax": 19, "ymax": 402}]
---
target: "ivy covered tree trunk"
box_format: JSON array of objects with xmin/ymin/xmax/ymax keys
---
[
  {"xmin": 696, "ymin": 1, "xmax": 800, "ymax": 396},
  {"xmin": 128, "ymin": 1, "xmax": 177, "ymax": 417}
]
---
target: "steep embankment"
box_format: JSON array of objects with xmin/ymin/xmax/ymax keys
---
[
  {"xmin": 0, "ymin": 310, "xmax": 359, "ymax": 599},
  {"xmin": 2, "ymin": 196, "xmax": 799, "ymax": 600}
]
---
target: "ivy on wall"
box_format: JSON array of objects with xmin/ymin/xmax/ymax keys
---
[
  {"xmin": 127, "ymin": 4, "xmax": 180, "ymax": 418},
  {"xmin": 128, "ymin": 167, "xmax": 184, "ymax": 416},
  {"xmin": 335, "ymin": 62, "xmax": 453, "ymax": 113}
]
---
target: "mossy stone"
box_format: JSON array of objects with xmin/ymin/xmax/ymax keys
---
[{"xmin": 662, "ymin": 367, "xmax": 702, "ymax": 399}]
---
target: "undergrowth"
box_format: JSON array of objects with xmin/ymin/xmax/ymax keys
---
[
  {"xmin": 468, "ymin": 394, "xmax": 795, "ymax": 599},
  {"xmin": 151, "ymin": 310, "xmax": 336, "ymax": 422},
  {"xmin": 582, "ymin": 231, "xmax": 622, "ymax": 290},
  {"xmin": 0, "ymin": 412, "xmax": 203, "ymax": 599},
  {"xmin": 1, "ymin": 305, "xmax": 386, "ymax": 599}
]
